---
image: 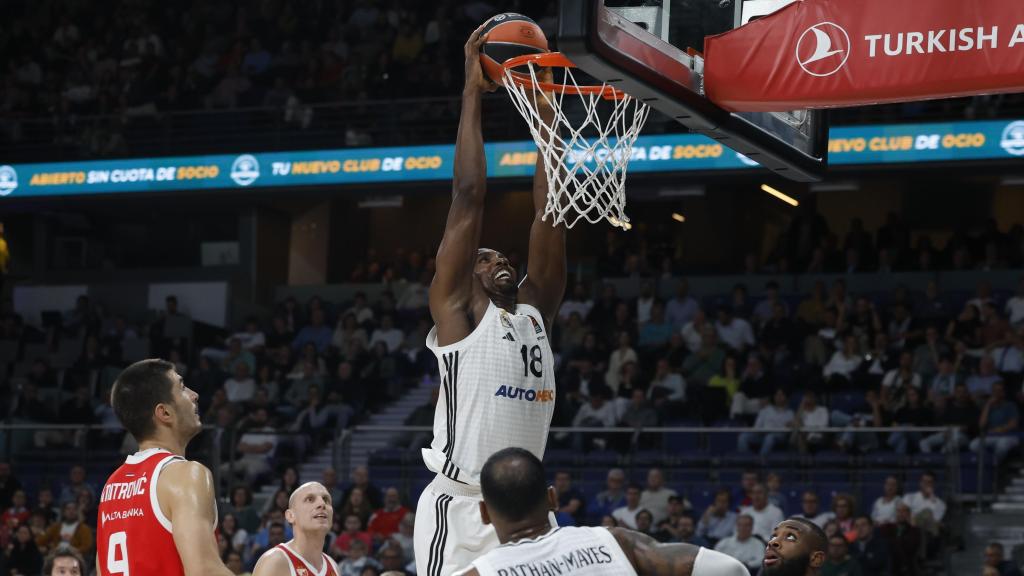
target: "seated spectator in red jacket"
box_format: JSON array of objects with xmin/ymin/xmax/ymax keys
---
[
  {"xmin": 367, "ymin": 487, "xmax": 409, "ymax": 543},
  {"xmin": 329, "ymin": 514, "xmax": 372, "ymax": 559}
]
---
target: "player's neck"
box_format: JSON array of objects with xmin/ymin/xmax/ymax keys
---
[
  {"xmin": 138, "ymin": 435, "xmax": 187, "ymax": 457},
  {"xmin": 500, "ymin": 519, "xmax": 553, "ymax": 545},
  {"xmin": 489, "ymin": 293, "xmax": 516, "ymax": 314},
  {"xmin": 288, "ymin": 533, "xmax": 325, "ymax": 569}
]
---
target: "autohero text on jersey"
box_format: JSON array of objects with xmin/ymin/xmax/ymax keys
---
[{"xmin": 493, "ymin": 385, "xmax": 555, "ymax": 402}]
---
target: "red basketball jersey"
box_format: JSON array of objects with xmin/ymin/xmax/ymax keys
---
[
  {"xmin": 275, "ymin": 542, "xmax": 340, "ymax": 576},
  {"xmin": 97, "ymin": 448, "xmax": 211, "ymax": 575}
]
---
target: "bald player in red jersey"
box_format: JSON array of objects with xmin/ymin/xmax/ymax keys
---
[
  {"xmin": 253, "ymin": 481, "xmax": 340, "ymax": 576},
  {"xmin": 97, "ymin": 359, "xmax": 233, "ymax": 576}
]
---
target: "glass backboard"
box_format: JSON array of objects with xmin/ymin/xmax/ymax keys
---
[{"xmin": 557, "ymin": 0, "xmax": 828, "ymax": 181}]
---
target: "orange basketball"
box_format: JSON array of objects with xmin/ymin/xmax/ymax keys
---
[{"xmin": 479, "ymin": 13, "xmax": 549, "ymax": 86}]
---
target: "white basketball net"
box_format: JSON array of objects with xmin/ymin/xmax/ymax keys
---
[{"xmin": 502, "ymin": 62, "xmax": 650, "ymax": 229}]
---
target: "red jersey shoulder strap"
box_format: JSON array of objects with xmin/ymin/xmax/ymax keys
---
[{"xmin": 276, "ymin": 543, "xmax": 334, "ymax": 576}]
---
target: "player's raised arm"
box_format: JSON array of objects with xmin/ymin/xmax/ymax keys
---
[
  {"xmin": 429, "ymin": 23, "xmax": 497, "ymax": 345},
  {"xmin": 610, "ymin": 527, "xmax": 748, "ymax": 576},
  {"xmin": 161, "ymin": 461, "xmax": 234, "ymax": 576},
  {"xmin": 518, "ymin": 78, "xmax": 566, "ymax": 331}
]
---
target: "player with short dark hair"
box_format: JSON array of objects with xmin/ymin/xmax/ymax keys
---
[
  {"xmin": 762, "ymin": 518, "xmax": 828, "ymax": 576},
  {"xmin": 454, "ymin": 448, "xmax": 748, "ymax": 576},
  {"xmin": 414, "ymin": 20, "xmax": 566, "ymax": 576},
  {"xmin": 253, "ymin": 482, "xmax": 339, "ymax": 576},
  {"xmin": 97, "ymin": 359, "xmax": 232, "ymax": 576},
  {"xmin": 43, "ymin": 547, "xmax": 85, "ymax": 575}
]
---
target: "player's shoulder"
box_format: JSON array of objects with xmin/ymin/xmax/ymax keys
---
[
  {"xmin": 160, "ymin": 458, "xmax": 212, "ymax": 482},
  {"xmin": 451, "ymin": 567, "xmax": 480, "ymax": 576},
  {"xmin": 156, "ymin": 459, "xmax": 215, "ymax": 505},
  {"xmin": 252, "ymin": 545, "xmax": 288, "ymax": 575}
]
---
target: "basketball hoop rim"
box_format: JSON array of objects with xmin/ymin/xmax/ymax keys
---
[{"xmin": 501, "ymin": 52, "xmax": 629, "ymax": 100}]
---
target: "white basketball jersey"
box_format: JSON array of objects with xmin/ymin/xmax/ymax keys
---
[
  {"xmin": 459, "ymin": 527, "xmax": 637, "ymax": 576},
  {"xmin": 424, "ymin": 301, "xmax": 556, "ymax": 486}
]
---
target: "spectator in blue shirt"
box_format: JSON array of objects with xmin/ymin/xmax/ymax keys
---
[
  {"xmin": 292, "ymin": 308, "xmax": 332, "ymax": 354},
  {"xmin": 696, "ymin": 489, "xmax": 737, "ymax": 546},
  {"xmin": 554, "ymin": 470, "xmax": 585, "ymax": 526},
  {"xmin": 588, "ymin": 468, "xmax": 626, "ymax": 521},
  {"xmin": 665, "ymin": 280, "xmax": 700, "ymax": 329},
  {"xmin": 969, "ymin": 380, "xmax": 1020, "ymax": 464},
  {"xmin": 638, "ymin": 302, "xmax": 674, "ymax": 350}
]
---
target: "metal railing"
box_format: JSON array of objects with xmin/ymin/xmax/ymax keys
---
[
  {"xmin": 0, "ymin": 422, "xmax": 222, "ymax": 488},
  {"xmin": 344, "ymin": 424, "xmax": 964, "ymax": 491}
]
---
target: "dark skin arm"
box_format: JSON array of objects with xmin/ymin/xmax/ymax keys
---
[
  {"xmin": 610, "ymin": 527, "xmax": 700, "ymax": 575},
  {"xmin": 517, "ymin": 75, "xmax": 567, "ymax": 331},
  {"xmin": 428, "ymin": 24, "xmax": 496, "ymax": 347}
]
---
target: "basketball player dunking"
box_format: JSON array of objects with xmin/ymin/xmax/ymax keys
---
[
  {"xmin": 97, "ymin": 359, "xmax": 233, "ymax": 575},
  {"xmin": 414, "ymin": 23, "xmax": 565, "ymax": 576},
  {"xmin": 253, "ymin": 482, "xmax": 340, "ymax": 576},
  {"xmin": 455, "ymin": 448, "xmax": 749, "ymax": 576}
]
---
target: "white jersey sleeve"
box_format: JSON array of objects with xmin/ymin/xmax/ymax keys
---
[
  {"xmin": 465, "ymin": 527, "xmax": 638, "ymax": 576},
  {"xmin": 424, "ymin": 301, "xmax": 556, "ymax": 486}
]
